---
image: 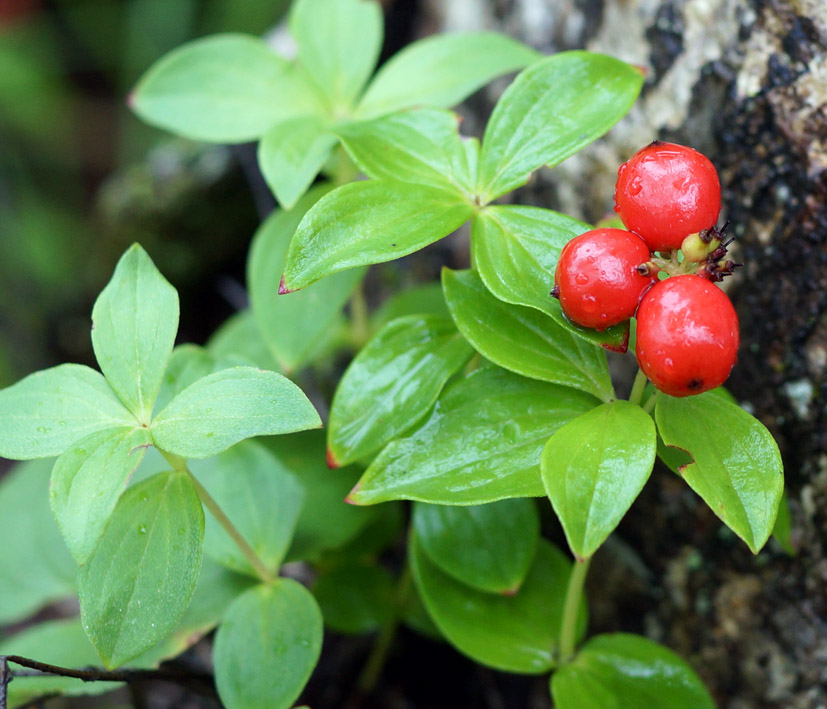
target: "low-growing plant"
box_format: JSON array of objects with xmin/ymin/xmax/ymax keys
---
[{"xmin": 0, "ymin": 0, "xmax": 790, "ymax": 707}]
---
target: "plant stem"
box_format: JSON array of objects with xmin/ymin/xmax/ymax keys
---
[
  {"xmin": 628, "ymin": 368, "xmax": 648, "ymax": 406},
  {"xmin": 558, "ymin": 557, "xmax": 591, "ymax": 665},
  {"xmin": 349, "ymin": 280, "xmax": 370, "ymax": 349},
  {"xmin": 357, "ymin": 563, "xmax": 412, "ymax": 693},
  {"xmin": 158, "ymin": 449, "xmax": 275, "ymax": 583},
  {"xmin": 185, "ymin": 469, "xmax": 275, "ymax": 584},
  {"xmin": 643, "ymin": 392, "xmax": 657, "ymax": 414}
]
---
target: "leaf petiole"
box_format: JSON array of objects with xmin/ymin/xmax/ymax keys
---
[
  {"xmin": 558, "ymin": 556, "xmax": 591, "ymax": 665},
  {"xmin": 159, "ymin": 449, "xmax": 275, "ymax": 583}
]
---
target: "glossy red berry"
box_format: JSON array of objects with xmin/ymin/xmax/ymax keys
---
[
  {"xmin": 553, "ymin": 228, "xmax": 657, "ymax": 331},
  {"xmin": 636, "ymin": 275, "xmax": 739, "ymax": 397},
  {"xmin": 614, "ymin": 141, "xmax": 721, "ymax": 253}
]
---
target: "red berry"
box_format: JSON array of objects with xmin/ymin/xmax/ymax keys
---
[
  {"xmin": 635, "ymin": 275, "xmax": 739, "ymax": 397},
  {"xmin": 614, "ymin": 141, "xmax": 721, "ymax": 253},
  {"xmin": 554, "ymin": 228, "xmax": 657, "ymax": 331}
]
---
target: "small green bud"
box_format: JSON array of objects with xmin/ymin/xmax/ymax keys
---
[{"xmin": 681, "ymin": 232, "xmax": 720, "ymax": 262}]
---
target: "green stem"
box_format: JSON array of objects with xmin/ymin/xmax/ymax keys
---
[
  {"xmin": 349, "ymin": 279, "xmax": 370, "ymax": 349},
  {"xmin": 628, "ymin": 368, "xmax": 648, "ymax": 406},
  {"xmin": 642, "ymin": 392, "xmax": 657, "ymax": 414},
  {"xmin": 357, "ymin": 563, "xmax": 412, "ymax": 693},
  {"xmin": 159, "ymin": 450, "xmax": 275, "ymax": 584},
  {"xmin": 558, "ymin": 556, "xmax": 591, "ymax": 664}
]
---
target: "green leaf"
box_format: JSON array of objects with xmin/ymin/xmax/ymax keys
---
[
  {"xmin": 370, "ymin": 283, "xmax": 450, "ymax": 333},
  {"xmin": 151, "ymin": 367, "xmax": 321, "ymax": 459},
  {"xmin": 551, "ymin": 633, "xmax": 715, "ymax": 709},
  {"xmin": 214, "ymin": 580, "xmax": 323, "ymax": 709},
  {"xmin": 263, "ymin": 431, "xmax": 380, "ymax": 561},
  {"xmin": 328, "ymin": 315, "xmax": 473, "ymax": 466},
  {"xmin": 655, "ymin": 392, "xmax": 784, "ymax": 553},
  {"xmin": 91, "ymin": 244, "xmax": 179, "ymax": 423},
  {"xmin": 290, "ymin": 0, "xmax": 383, "ymax": 108},
  {"xmin": 131, "ymin": 34, "xmax": 324, "ymax": 142},
  {"xmin": 471, "ymin": 206, "xmax": 629, "ymax": 352},
  {"xmin": 443, "ymin": 268, "xmax": 614, "ymax": 400},
  {"xmin": 258, "ymin": 117, "xmax": 338, "ymax": 209},
  {"xmin": 207, "ymin": 310, "xmax": 282, "ymax": 372},
  {"xmin": 248, "ymin": 187, "xmax": 365, "ymax": 372},
  {"xmin": 155, "ymin": 344, "xmax": 253, "ymax": 414},
  {"xmin": 542, "ymin": 401, "xmax": 656, "ymax": 559},
  {"xmin": 477, "ymin": 52, "xmax": 644, "ymax": 200},
  {"xmin": 349, "ymin": 365, "xmax": 598, "ymax": 505},
  {"xmin": 78, "ymin": 471, "xmax": 204, "ymax": 668},
  {"xmin": 0, "ymin": 364, "xmax": 134, "ymax": 460},
  {"xmin": 0, "ymin": 460, "xmax": 75, "ymax": 625},
  {"xmin": 357, "ymin": 32, "xmax": 541, "ymax": 119},
  {"xmin": 336, "ymin": 108, "xmax": 473, "ymax": 195},
  {"xmin": 313, "ymin": 562, "xmax": 395, "ymax": 634},
  {"xmin": 51, "ymin": 426, "xmax": 152, "ymax": 564},
  {"xmin": 772, "ymin": 490, "xmax": 795, "ymax": 556},
  {"xmin": 191, "ymin": 441, "xmax": 304, "ymax": 576},
  {"xmin": 411, "ymin": 536, "xmax": 584, "ymax": 674},
  {"xmin": 133, "ymin": 558, "xmax": 257, "ymax": 668},
  {"xmin": 413, "ymin": 499, "xmax": 539, "ymax": 593},
  {"xmin": 281, "ymin": 180, "xmax": 474, "ymax": 291}
]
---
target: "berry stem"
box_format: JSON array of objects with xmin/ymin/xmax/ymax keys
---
[
  {"xmin": 558, "ymin": 556, "xmax": 591, "ymax": 664},
  {"xmin": 628, "ymin": 368, "xmax": 648, "ymax": 406}
]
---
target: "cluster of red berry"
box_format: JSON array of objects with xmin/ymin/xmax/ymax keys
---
[{"xmin": 553, "ymin": 141, "xmax": 740, "ymax": 398}]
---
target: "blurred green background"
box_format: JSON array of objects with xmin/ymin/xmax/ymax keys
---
[{"xmin": 0, "ymin": 0, "xmax": 292, "ymax": 387}]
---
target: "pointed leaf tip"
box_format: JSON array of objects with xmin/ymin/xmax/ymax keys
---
[
  {"xmin": 601, "ymin": 330, "xmax": 629, "ymax": 354},
  {"xmin": 326, "ymin": 447, "xmax": 340, "ymax": 469},
  {"xmin": 344, "ymin": 483, "xmax": 362, "ymax": 505},
  {"xmin": 632, "ymin": 64, "xmax": 648, "ymax": 77},
  {"xmin": 278, "ymin": 276, "xmax": 295, "ymax": 295}
]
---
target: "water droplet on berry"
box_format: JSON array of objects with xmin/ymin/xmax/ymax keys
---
[
  {"xmin": 582, "ymin": 295, "xmax": 598, "ymax": 313},
  {"xmin": 672, "ymin": 176, "xmax": 691, "ymax": 190},
  {"xmin": 627, "ymin": 176, "xmax": 643, "ymax": 195},
  {"xmin": 575, "ymin": 273, "xmax": 589, "ymax": 285}
]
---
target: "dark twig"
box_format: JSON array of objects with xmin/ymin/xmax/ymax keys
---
[
  {"xmin": 1, "ymin": 655, "xmax": 9, "ymax": 709},
  {"xmin": 1, "ymin": 655, "xmax": 217, "ymax": 704}
]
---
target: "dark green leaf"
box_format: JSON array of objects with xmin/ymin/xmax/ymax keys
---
[
  {"xmin": 357, "ymin": 32, "xmax": 540, "ymax": 119},
  {"xmin": 91, "ymin": 244, "xmax": 179, "ymax": 423},
  {"xmin": 655, "ymin": 392, "xmax": 784, "ymax": 553},
  {"xmin": 477, "ymin": 52, "xmax": 644, "ymax": 200},
  {"xmin": 313, "ymin": 562, "xmax": 395, "ymax": 634},
  {"xmin": 51, "ymin": 426, "xmax": 152, "ymax": 564},
  {"xmin": 0, "ymin": 460, "xmax": 75, "ymax": 625},
  {"xmin": 263, "ymin": 431, "xmax": 379, "ymax": 562},
  {"xmin": 0, "ymin": 364, "xmax": 134, "ymax": 460},
  {"xmin": 443, "ymin": 268, "xmax": 613, "ymax": 400},
  {"xmin": 413, "ymin": 499, "xmax": 539, "ymax": 593},
  {"xmin": 542, "ymin": 401, "xmax": 656, "ymax": 559},
  {"xmin": 131, "ymin": 34, "xmax": 324, "ymax": 142},
  {"xmin": 328, "ymin": 315, "xmax": 473, "ymax": 466},
  {"xmin": 151, "ymin": 367, "xmax": 321, "ymax": 458},
  {"xmin": 350, "ymin": 365, "xmax": 598, "ymax": 505},
  {"xmin": 78, "ymin": 471, "xmax": 204, "ymax": 668},
  {"xmin": 281, "ymin": 180, "xmax": 474, "ymax": 291},
  {"xmin": 471, "ymin": 206, "xmax": 629, "ymax": 351},
  {"xmin": 411, "ymin": 536, "xmax": 585, "ymax": 674},
  {"xmin": 248, "ymin": 187, "xmax": 365, "ymax": 373},
  {"xmin": 191, "ymin": 441, "xmax": 304, "ymax": 576},
  {"xmin": 551, "ymin": 633, "xmax": 715, "ymax": 709},
  {"xmin": 290, "ymin": 0, "xmax": 383, "ymax": 108},
  {"xmin": 337, "ymin": 108, "xmax": 474, "ymax": 195},
  {"xmin": 214, "ymin": 580, "xmax": 323, "ymax": 709},
  {"xmin": 258, "ymin": 117, "xmax": 338, "ymax": 209}
]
